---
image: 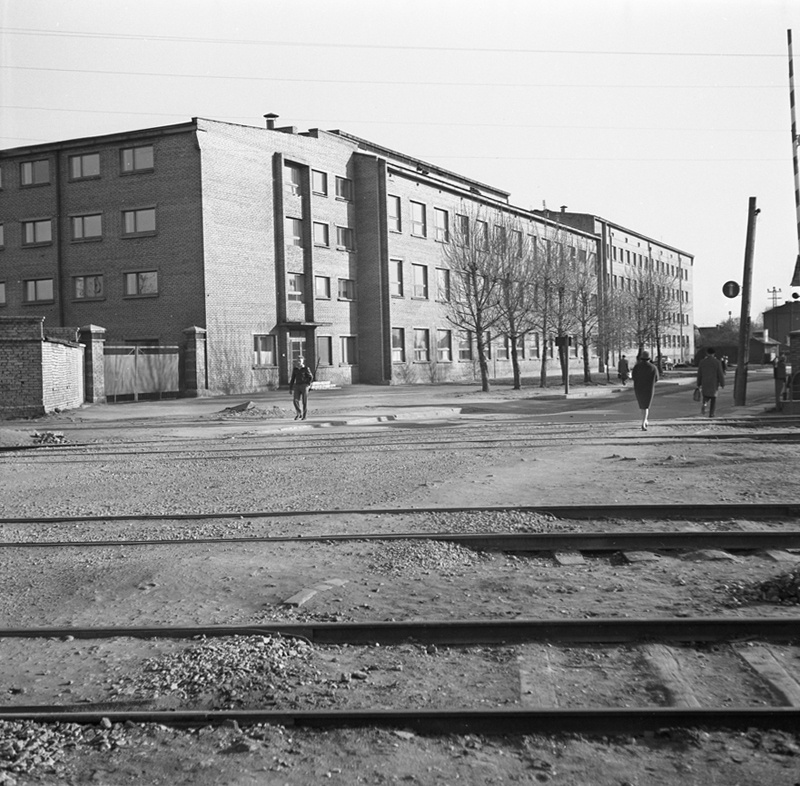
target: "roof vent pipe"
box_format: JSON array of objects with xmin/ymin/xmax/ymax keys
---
[{"xmin": 264, "ymin": 113, "xmax": 279, "ymax": 130}]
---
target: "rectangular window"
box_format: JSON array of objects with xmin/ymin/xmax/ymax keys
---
[
  {"xmin": 388, "ymin": 195, "xmax": 402, "ymax": 232},
  {"xmin": 69, "ymin": 153, "xmax": 100, "ymax": 180},
  {"xmin": 120, "ymin": 145, "xmax": 154, "ymax": 173},
  {"xmin": 335, "ymin": 176, "xmax": 353, "ymax": 200},
  {"xmin": 475, "ymin": 220, "xmax": 488, "ymax": 249},
  {"xmin": 122, "ymin": 208, "xmax": 156, "ymax": 235},
  {"xmin": 311, "ymin": 169, "xmax": 328, "ymax": 195},
  {"xmin": 434, "ymin": 208, "xmax": 449, "ymax": 242},
  {"xmin": 0, "ymin": 282, "xmax": 5, "ymax": 306},
  {"xmin": 288, "ymin": 273, "xmax": 305, "ymax": 302},
  {"xmin": 496, "ymin": 336, "xmax": 509, "ymax": 361},
  {"xmin": 22, "ymin": 219, "xmax": 53, "ymax": 245},
  {"xmin": 410, "ymin": 201, "xmax": 427, "ymax": 237},
  {"xmin": 21, "ymin": 159, "xmax": 50, "ymax": 186},
  {"xmin": 315, "ymin": 275, "xmax": 331, "ymax": 299},
  {"xmin": 285, "ymin": 163, "xmax": 302, "ymax": 195},
  {"xmin": 413, "ymin": 328, "xmax": 430, "ymax": 362},
  {"xmin": 286, "ymin": 217, "xmax": 303, "ymax": 246},
  {"xmin": 313, "ymin": 222, "xmax": 329, "ymax": 247},
  {"xmin": 412, "ymin": 264, "xmax": 428, "ymax": 299},
  {"xmin": 71, "ymin": 214, "xmax": 103, "ymax": 241},
  {"xmin": 437, "ymin": 329, "xmax": 452, "ymax": 362},
  {"xmin": 340, "ymin": 335, "xmax": 357, "ymax": 364},
  {"xmin": 74, "ymin": 275, "xmax": 104, "ymax": 300},
  {"xmin": 338, "ymin": 278, "xmax": 356, "ymax": 300},
  {"xmin": 336, "ymin": 226, "xmax": 354, "ymax": 250},
  {"xmin": 253, "ymin": 334, "xmax": 277, "ymax": 367},
  {"xmin": 316, "ymin": 335, "xmax": 333, "ymax": 365},
  {"xmin": 512, "ymin": 230, "xmax": 523, "ymax": 256},
  {"xmin": 390, "ymin": 258, "xmax": 404, "ymax": 297},
  {"xmin": 124, "ymin": 271, "xmax": 158, "ymax": 296},
  {"xmin": 494, "ymin": 225, "xmax": 506, "ymax": 251},
  {"xmin": 436, "ymin": 268, "xmax": 451, "ymax": 302},
  {"xmin": 456, "ymin": 214, "xmax": 469, "ymax": 245},
  {"xmin": 528, "ymin": 332, "xmax": 540, "ymax": 358},
  {"xmin": 459, "ymin": 331, "xmax": 473, "ymax": 361},
  {"xmin": 24, "ymin": 278, "xmax": 54, "ymax": 303},
  {"xmin": 391, "ymin": 328, "xmax": 406, "ymax": 363}
]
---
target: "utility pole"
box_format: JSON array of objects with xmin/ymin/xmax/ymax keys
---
[
  {"xmin": 734, "ymin": 197, "xmax": 760, "ymax": 407},
  {"xmin": 767, "ymin": 287, "xmax": 782, "ymax": 309},
  {"xmin": 787, "ymin": 30, "xmax": 800, "ymax": 286}
]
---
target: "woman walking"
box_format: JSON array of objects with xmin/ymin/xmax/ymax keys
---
[{"xmin": 631, "ymin": 351, "xmax": 659, "ymax": 431}]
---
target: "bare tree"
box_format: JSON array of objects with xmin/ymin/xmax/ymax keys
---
[
  {"xmin": 571, "ymin": 241, "xmax": 599, "ymax": 383},
  {"xmin": 441, "ymin": 206, "xmax": 504, "ymax": 392}
]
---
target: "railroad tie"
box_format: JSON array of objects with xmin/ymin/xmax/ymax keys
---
[
  {"xmin": 642, "ymin": 644, "xmax": 702, "ymax": 708},
  {"xmin": 282, "ymin": 578, "xmax": 349, "ymax": 607},
  {"xmin": 735, "ymin": 645, "xmax": 800, "ymax": 706}
]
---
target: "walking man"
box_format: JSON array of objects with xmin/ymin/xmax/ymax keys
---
[
  {"xmin": 774, "ymin": 353, "xmax": 788, "ymax": 412},
  {"xmin": 631, "ymin": 351, "xmax": 659, "ymax": 431},
  {"xmin": 617, "ymin": 355, "xmax": 630, "ymax": 386},
  {"xmin": 289, "ymin": 356, "xmax": 313, "ymax": 420},
  {"xmin": 696, "ymin": 347, "xmax": 726, "ymax": 417}
]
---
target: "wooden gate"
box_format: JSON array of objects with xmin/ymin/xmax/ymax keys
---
[{"xmin": 103, "ymin": 345, "xmax": 180, "ymax": 401}]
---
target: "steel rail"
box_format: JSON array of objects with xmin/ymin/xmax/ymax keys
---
[
  {"xmin": 0, "ymin": 502, "xmax": 798, "ymax": 525},
  {"xmin": 0, "ymin": 706, "xmax": 798, "ymax": 734},
  {"xmin": 1, "ymin": 617, "xmax": 798, "ymax": 644},
  {"xmin": 3, "ymin": 530, "xmax": 800, "ymax": 551}
]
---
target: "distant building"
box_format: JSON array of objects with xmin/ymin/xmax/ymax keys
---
[
  {"xmin": 0, "ymin": 115, "xmax": 694, "ymax": 393},
  {"xmin": 763, "ymin": 300, "xmax": 800, "ymax": 351}
]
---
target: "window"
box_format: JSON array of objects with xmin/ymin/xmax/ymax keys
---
[
  {"xmin": 410, "ymin": 201, "xmax": 427, "ymax": 237},
  {"xmin": 124, "ymin": 271, "xmax": 158, "ymax": 296},
  {"xmin": 288, "ymin": 273, "xmax": 305, "ymax": 301},
  {"xmin": 21, "ymin": 160, "xmax": 50, "ymax": 186},
  {"xmin": 338, "ymin": 278, "xmax": 356, "ymax": 300},
  {"xmin": 412, "ymin": 264, "xmax": 428, "ymax": 298},
  {"xmin": 24, "ymin": 278, "xmax": 54, "ymax": 303},
  {"xmin": 391, "ymin": 328, "xmax": 406, "ymax": 363},
  {"xmin": 311, "ymin": 170, "xmax": 328, "ymax": 196},
  {"xmin": 71, "ymin": 214, "xmax": 103, "ymax": 241},
  {"xmin": 496, "ymin": 336, "xmax": 509, "ymax": 360},
  {"xmin": 317, "ymin": 335, "xmax": 333, "ymax": 365},
  {"xmin": 312, "ymin": 222, "xmax": 329, "ymax": 247},
  {"xmin": 485, "ymin": 333, "xmax": 492, "ymax": 360},
  {"xmin": 527, "ymin": 333, "xmax": 539, "ymax": 358},
  {"xmin": 335, "ymin": 176, "xmax": 353, "ymax": 200},
  {"xmin": 70, "ymin": 153, "xmax": 100, "ymax": 180},
  {"xmin": 436, "ymin": 268, "xmax": 451, "ymax": 302},
  {"xmin": 512, "ymin": 230, "xmax": 523, "ymax": 256},
  {"xmin": 120, "ymin": 145, "xmax": 153, "ymax": 173},
  {"xmin": 285, "ymin": 163, "xmax": 302, "ymax": 195},
  {"xmin": 494, "ymin": 225, "xmax": 506, "ymax": 251},
  {"xmin": 388, "ymin": 195, "xmax": 402, "ymax": 232},
  {"xmin": 253, "ymin": 334, "xmax": 277, "ymax": 367},
  {"xmin": 0, "ymin": 282, "xmax": 5, "ymax": 305},
  {"xmin": 437, "ymin": 329, "xmax": 452, "ymax": 362},
  {"xmin": 456, "ymin": 214, "xmax": 469, "ymax": 245},
  {"xmin": 74, "ymin": 275, "xmax": 104, "ymax": 300},
  {"xmin": 122, "ymin": 208, "xmax": 156, "ymax": 235},
  {"xmin": 434, "ymin": 208, "xmax": 449, "ymax": 242},
  {"xmin": 475, "ymin": 220, "xmax": 488, "ymax": 249},
  {"xmin": 315, "ymin": 275, "xmax": 331, "ymax": 299},
  {"xmin": 286, "ymin": 217, "xmax": 303, "ymax": 246},
  {"xmin": 340, "ymin": 335, "xmax": 357, "ymax": 365},
  {"xmin": 413, "ymin": 328, "xmax": 430, "ymax": 362},
  {"xmin": 458, "ymin": 331, "xmax": 473, "ymax": 361},
  {"xmin": 390, "ymin": 259, "xmax": 404, "ymax": 297},
  {"xmin": 336, "ymin": 226, "xmax": 354, "ymax": 250},
  {"xmin": 22, "ymin": 219, "xmax": 52, "ymax": 246}
]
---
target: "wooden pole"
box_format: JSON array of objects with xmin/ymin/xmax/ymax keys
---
[
  {"xmin": 787, "ymin": 30, "xmax": 800, "ymax": 286},
  {"xmin": 734, "ymin": 197, "xmax": 759, "ymax": 406}
]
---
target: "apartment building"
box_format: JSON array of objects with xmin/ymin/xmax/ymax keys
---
[{"xmin": 0, "ymin": 115, "xmax": 691, "ymax": 392}]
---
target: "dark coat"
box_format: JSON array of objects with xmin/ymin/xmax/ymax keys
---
[
  {"xmin": 632, "ymin": 359, "xmax": 659, "ymax": 408},
  {"xmin": 697, "ymin": 355, "xmax": 725, "ymax": 397}
]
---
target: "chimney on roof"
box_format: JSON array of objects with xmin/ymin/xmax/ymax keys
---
[
  {"xmin": 264, "ymin": 113, "xmax": 279, "ymax": 130},
  {"xmin": 560, "ymin": 205, "xmax": 568, "ymax": 214}
]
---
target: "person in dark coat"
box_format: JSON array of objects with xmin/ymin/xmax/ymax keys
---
[
  {"xmin": 289, "ymin": 356, "xmax": 314, "ymax": 420},
  {"xmin": 773, "ymin": 354, "xmax": 788, "ymax": 412},
  {"xmin": 631, "ymin": 350, "xmax": 659, "ymax": 431},
  {"xmin": 696, "ymin": 347, "xmax": 726, "ymax": 418},
  {"xmin": 617, "ymin": 355, "xmax": 630, "ymax": 385}
]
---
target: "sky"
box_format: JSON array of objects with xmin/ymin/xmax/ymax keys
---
[{"xmin": 2, "ymin": 0, "xmax": 800, "ymax": 327}]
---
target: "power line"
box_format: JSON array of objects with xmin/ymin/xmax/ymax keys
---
[
  {"xmin": 0, "ymin": 26, "xmax": 785, "ymax": 58},
  {"xmin": 0, "ymin": 105, "xmax": 787, "ymax": 133},
  {"xmin": 0, "ymin": 65, "xmax": 783, "ymax": 89}
]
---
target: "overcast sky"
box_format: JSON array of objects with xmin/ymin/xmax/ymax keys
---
[{"xmin": 2, "ymin": 0, "xmax": 800, "ymax": 326}]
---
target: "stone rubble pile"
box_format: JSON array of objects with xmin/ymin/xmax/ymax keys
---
[
  {"xmin": 427, "ymin": 509, "xmax": 569, "ymax": 534},
  {"xmin": 368, "ymin": 539, "xmax": 491, "ymax": 578},
  {"xmin": 725, "ymin": 565, "xmax": 800, "ymax": 606},
  {"xmin": 29, "ymin": 431, "xmax": 68, "ymax": 445}
]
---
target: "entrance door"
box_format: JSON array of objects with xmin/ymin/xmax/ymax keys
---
[{"xmin": 289, "ymin": 331, "xmax": 307, "ymax": 365}]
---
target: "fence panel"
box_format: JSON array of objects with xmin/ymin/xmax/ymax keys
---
[{"xmin": 104, "ymin": 345, "xmax": 180, "ymax": 400}]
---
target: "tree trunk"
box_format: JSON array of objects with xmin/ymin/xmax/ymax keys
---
[
  {"xmin": 476, "ymin": 332, "xmax": 491, "ymax": 392},
  {"xmin": 510, "ymin": 335, "xmax": 521, "ymax": 389}
]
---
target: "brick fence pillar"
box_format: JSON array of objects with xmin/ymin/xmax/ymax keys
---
[
  {"xmin": 182, "ymin": 326, "xmax": 208, "ymax": 397},
  {"xmin": 79, "ymin": 324, "xmax": 107, "ymax": 404}
]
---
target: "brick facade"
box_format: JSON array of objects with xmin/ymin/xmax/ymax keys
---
[{"xmin": 0, "ymin": 116, "xmax": 695, "ymax": 394}]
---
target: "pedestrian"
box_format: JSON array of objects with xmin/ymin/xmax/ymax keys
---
[
  {"xmin": 289, "ymin": 356, "xmax": 313, "ymax": 420},
  {"xmin": 774, "ymin": 353, "xmax": 788, "ymax": 412},
  {"xmin": 721, "ymin": 355, "xmax": 728, "ymax": 373},
  {"xmin": 631, "ymin": 350, "xmax": 659, "ymax": 431},
  {"xmin": 696, "ymin": 347, "xmax": 726, "ymax": 417},
  {"xmin": 617, "ymin": 355, "xmax": 630, "ymax": 386}
]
